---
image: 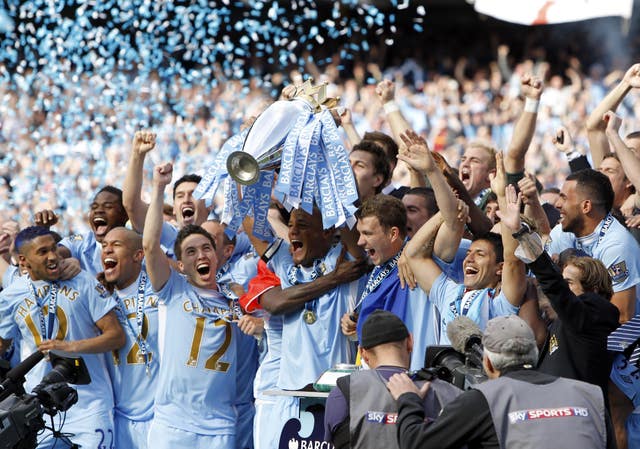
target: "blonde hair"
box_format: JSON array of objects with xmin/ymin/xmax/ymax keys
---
[{"xmin": 467, "ymin": 141, "xmax": 497, "ymax": 171}]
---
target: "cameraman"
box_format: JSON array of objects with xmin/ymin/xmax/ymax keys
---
[
  {"xmin": 388, "ymin": 315, "xmax": 614, "ymax": 449},
  {"xmin": 324, "ymin": 310, "xmax": 461, "ymax": 449}
]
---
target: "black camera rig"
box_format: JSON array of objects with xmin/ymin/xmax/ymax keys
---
[{"xmin": 0, "ymin": 350, "xmax": 90, "ymax": 449}]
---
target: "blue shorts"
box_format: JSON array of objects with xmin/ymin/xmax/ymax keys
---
[
  {"xmin": 37, "ymin": 409, "xmax": 114, "ymax": 449},
  {"xmin": 254, "ymin": 396, "xmax": 298, "ymax": 449},
  {"xmin": 114, "ymin": 413, "xmax": 152, "ymax": 449},
  {"xmin": 147, "ymin": 421, "xmax": 234, "ymax": 449}
]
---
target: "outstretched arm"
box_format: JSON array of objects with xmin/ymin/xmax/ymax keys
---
[
  {"xmin": 399, "ymin": 129, "xmax": 465, "ymax": 263},
  {"xmin": 552, "ymin": 126, "xmax": 591, "ymax": 173},
  {"xmin": 430, "ymin": 155, "xmax": 492, "ymax": 237},
  {"xmin": 504, "ymin": 74, "xmax": 543, "ymax": 174},
  {"xmin": 123, "ymin": 131, "xmax": 156, "ymax": 232},
  {"xmin": 518, "ymin": 173, "xmax": 551, "ymax": 239},
  {"xmin": 375, "ymin": 80, "xmax": 412, "ymax": 145},
  {"xmin": 142, "ymin": 163, "xmax": 173, "ymax": 291},
  {"xmin": 604, "ymin": 111, "xmax": 640, "ymax": 190},
  {"xmin": 404, "ymin": 212, "xmax": 445, "ymax": 294},
  {"xmin": 374, "ymin": 80, "xmax": 426, "ymax": 187},
  {"xmin": 586, "ymin": 64, "xmax": 640, "ymax": 168},
  {"xmin": 491, "ymin": 156, "xmax": 526, "ymax": 308},
  {"xmin": 338, "ymin": 108, "xmax": 362, "ymax": 150}
]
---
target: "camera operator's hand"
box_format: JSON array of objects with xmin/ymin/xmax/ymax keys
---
[{"xmin": 387, "ymin": 372, "xmax": 431, "ymax": 400}]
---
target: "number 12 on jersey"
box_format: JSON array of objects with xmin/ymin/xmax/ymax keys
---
[{"xmin": 187, "ymin": 317, "xmax": 232, "ymax": 372}]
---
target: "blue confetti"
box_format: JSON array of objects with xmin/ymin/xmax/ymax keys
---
[{"xmin": 0, "ymin": 0, "xmax": 424, "ymax": 234}]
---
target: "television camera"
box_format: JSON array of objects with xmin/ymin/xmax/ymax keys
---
[
  {"xmin": 0, "ymin": 350, "xmax": 90, "ymax": 449},
  {"xmin": 416, "ymin": 316, "xmax": 488, "ymax": 389}
]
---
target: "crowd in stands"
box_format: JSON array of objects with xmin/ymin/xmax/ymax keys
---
[
  {"xmin": 3, "ymin": 40, "xmax": 640, "ymax": 235},
  {"xmin": 3, "ymin": 27, "xmax": 640, "ymax": 448}
]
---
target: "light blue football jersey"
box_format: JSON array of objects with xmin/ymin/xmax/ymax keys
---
[
  {"xmin": 151, "ymin": 270, "xmax": 238, "ymax": 435},
  {"xmin": 1, "ymin": 266, "xmax": 24, "ymax": 369},
  {"xmin": 548, "ymin": 215, "xmax": 640, "ymax": 311},
  {"xmin": 253, "ymin": 314, "xmax": 284, "ymax": 398},
  {"xmin": 2, "ymin": 264, "xmax": 21, "ymax": 288},
  {"xmin": 60, "ymin": 231, "xmax": 104, "ymax": 276},
  {"xmin": 217, "ymin": 252, "xmax": 259, "ymax": 290},
  {"xmin": 405, "ymin": 287, "xmax": 440, "ymax": 371},
  {"xmin": 252, "ymin": 314, "xmax": 298, "ymax": 449},
  {"xmin": 159, "ymin": 221, "xmax": 179, "ymax": 259},
  {"xmin": 268, "ymin": 242, "xmax": 364, "ymax": 390},
  {"xmin": 428, "ymin": 272, "xmax": 518, "ymax": 344},
  {"xmin": 107, "ymin": 268, "xmax": 160, "ymax": 422},
  {"xmin": 0, "ymin": 271, "xmax": 117, "ymax": 421}
]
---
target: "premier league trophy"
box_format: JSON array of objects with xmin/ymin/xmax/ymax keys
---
[{"xmin": 195, "ymin": 79, "xmax": 359, "ymax": 239}]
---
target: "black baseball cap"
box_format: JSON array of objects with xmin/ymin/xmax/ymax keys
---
[{"xmin": 361, "ymin": 310, "xmax": 409, "ymax": 349}]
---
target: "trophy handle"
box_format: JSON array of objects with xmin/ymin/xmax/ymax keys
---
[
  {"xmin": 227, "ymin": 150, "xmax": 282, "ymax": 186},
  {"xmin": 227, "ymin": 151, "xmax": 261, "ymax": 185}
]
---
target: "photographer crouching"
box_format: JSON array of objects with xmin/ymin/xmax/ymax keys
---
[{"xmin": 388, "ymin": 314, "xmax": 615, "ymax": 449}]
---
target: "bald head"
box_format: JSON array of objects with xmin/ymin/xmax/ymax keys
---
[
  {"xmin": 107, "ymin": 227, "xmax": 143, "ymax": 251},
  {"xmin": 102, "ymin": 227, "xmax": 144, "ymax": 289}
]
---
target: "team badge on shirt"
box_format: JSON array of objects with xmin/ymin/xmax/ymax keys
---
[
  {"xmin": 549, "ymin": 334, "xmax": 559, "ymax": 355},
  {"xmin": 94, "ymin": 283, "xmax": 110, "ymax": 298},
  {"xmin": 608, "ymin": 261, "xmax": 629, "ymax": 283},
  {"xmin": 70, "ymin": 234, "xmax": 84, "ymax": 241}
]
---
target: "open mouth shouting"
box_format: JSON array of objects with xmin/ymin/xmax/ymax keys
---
[
  {"xmin": 46, "ymin": 260, "xmax": 60, "ymax": 277},
  {"xmin": 93, "ymin": 217, "xmax": 109, "ymax": 237},
  {"xmin": 103, "ymin": 257, "xmax": 118, "ymax": 280},
  {"xmin": 290, "ymin": 239, "xmax": 305, "ymax": 262},
  {"xmin": 464, "ymin": 265, "xmax": 479, "ymax": 277},
  {"xmin": 196, "ymin": 262, "xmax": 211, "ymax": 276},
  {"xmin": 463, "ymin": 263, "xmax": 484, "ymax": 289},
  {"xmin": 459, "ymin": 167, "xmax": 471, "ymax": 188},
  {"xmin": 181, "ymin": 205, "xmax": 195, "ymax": 223},
  {"xmin": 365, "ymin": 247, "xmax": 377, "ymax": 263}
]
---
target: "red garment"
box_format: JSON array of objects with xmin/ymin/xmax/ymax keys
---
[{"xmin": 238, "ymin": 260, "xmax": 281, "ymax": 313}]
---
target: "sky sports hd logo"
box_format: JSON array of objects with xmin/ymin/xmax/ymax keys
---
[
  {"xmin": 508, "ymin": 407, "xmax": 589, "ymax": 424},
  {"xmin": 366, "ymin": 411, "xmax": 398, "ymax": 424}
]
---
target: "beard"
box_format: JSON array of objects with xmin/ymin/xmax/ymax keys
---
[{"xmin": 561, "ymin": 213, "xmax": 585, "ymax": 236}]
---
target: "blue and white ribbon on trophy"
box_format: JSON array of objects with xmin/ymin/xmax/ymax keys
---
[
  {"xmin": 194, "ymin": 86, "xmax": 360, "ymax": 241},
  {"xmin": 193, "ymin": 128, "xmax": 249, "ymax": 204}
]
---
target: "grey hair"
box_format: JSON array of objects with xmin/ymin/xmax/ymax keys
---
[{"xmin": 484, "ymin": 346, "xmax": 538, "ymax": 371}]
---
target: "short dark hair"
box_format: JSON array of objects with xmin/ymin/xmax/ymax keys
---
[
  {"xmin": 403, "ymin": 187, "xmax": 439, "ymax": 217},
  {"xmin": 351, "ymin": 141, "xmax": 391, "ymax": 193},
  {"xmin": 472, "ymin": 232, "xmax": 504, "ymax": 264},
  {"xmin": 15, "ymin": 226, "xmax": 55, "ymax": 254},
  {"xmin": 173, "ymin": 174, "xmax": 202, "ymax": 200},
  {"xmin": 566, "ymin": 169, "xmax": 614, "ymax": 213},
  {"xmin": 363, "ymin": 131, "xmax": 399, "ymax": 162},
  {"xmin": 174, "ymin": 224, "xmax": 216, "ymax": 260},
  {"xmin": 357, "ymin": 194, "xmax": 407, "ymax": 236},
  {"xmin": 96, "ymin": 185, "xmax": 124, "ymax": 204}
]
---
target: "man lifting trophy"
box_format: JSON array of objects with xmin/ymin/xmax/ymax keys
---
[{"xmin": 195, "ymin": 78, "xmax": 359, "ymax": 238}]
